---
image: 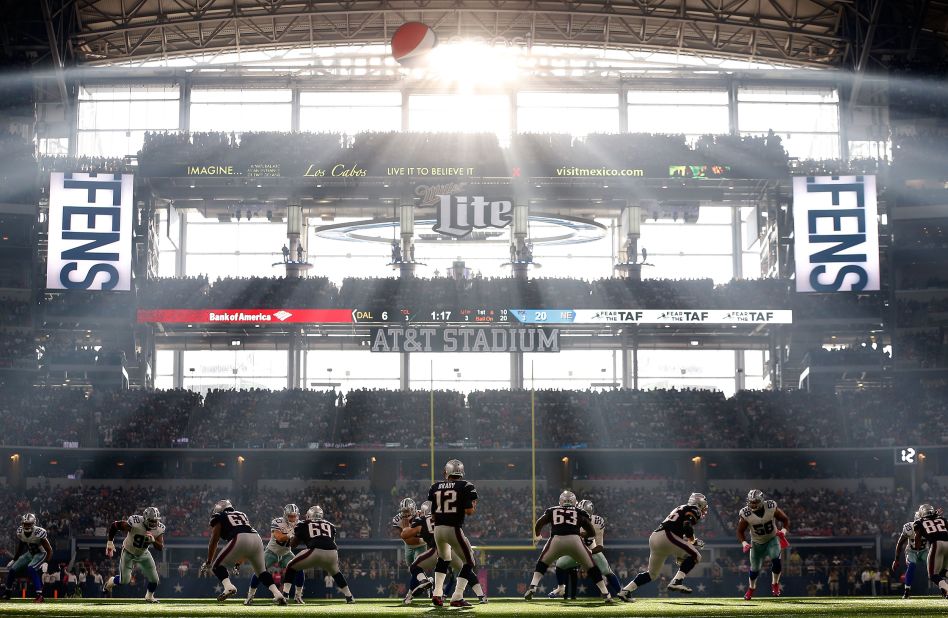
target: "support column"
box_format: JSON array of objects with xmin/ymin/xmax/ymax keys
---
[
  {"xmin": 179, "ymin": 77, "xmax": 191, "ymax": 133},
  {"xmin": 731, "ymin": 205, "xmax": 743, "ymax": 280},
  {"xmin": 727, "ymin": 77, "xmax": 739, "ymax": 135},
  {"xmin": 768, "ymin": 331, "xmax": 779, "ymax": 389},
  {"xmin": 172, "ymin": 350, "xmax": 184, "ymax": 389},
  {"xmin": 400, "ymin": 353, "xmax": 410, "ymax": 391},
  {"xmin": 616, "ymin": 203, "xmax": 642, "ymax": 280},
  {"xmin": 291, "ymin": 86, "xmax": 301, "ymax": 133},
  {"xmin": 734, "ymin": 349, "xmax": 746, "ymax": 392},
  {"xmin": 510, "ymin": 199, "xmax": 530, "ymax": 279},
  {"xmin": 285, "ymin": 199, "xmax": 309, "ymax": 278},
  {"xmin": 401, "ymin": 90, "xmax": 410, "ymax": 131},
  {"xmin": 399, "ymin": 199, "xmax": 416, "ymax": 277},
  {"xmin": 511, "ymin": 351, "xmax": 524, "ymax": 389},
  {"xmin": 633, "ymin": 339, "xmax": 639, "ymax": 390},
  {"xmin": 620, "ymin": 342, "xmax": 633, "ymax": 389},
  {"xmin": 618, "ymin": 82, "xmax": 629, "ymax": 133},
  {"xmin": 288, "ymin": 334, "xmax": 299, "ymax": 390}
]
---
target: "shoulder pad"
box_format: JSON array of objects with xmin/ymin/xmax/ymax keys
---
[
  {"xmin": 740, "ymin": 507, "xmax": 751, "ymax": 518},
  {"xmin": 594, "ymin": 515, "xmax": 605, "ymax": 526},
  {"xmin": 15, "ymin": 526, "xmax": 23, "ymax": 536},
  {"xmin": 271, "ymin": 518, "xmax": 284, "ymax": 529},
  {"xmin": 129, "ymin": 515, "xmax": 143, "ymax": 525},
  {"xmin": 904, "ymin": 522, "xmax": 915, "ymax": 535},
  {"xmin": 33, "ymin": 528, "xmax": 47, "ymax": 540},
  {"xmin": 766, "ymin": 500, "xmax": 776, "ymax": 510},
  {"xmin": 156, "ymin": 523, "xmax": 166, "ymax": 534}
]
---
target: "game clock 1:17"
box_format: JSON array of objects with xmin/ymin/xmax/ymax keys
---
[{"xmin": 429, "ymin": 310, "xmax": 453, "ymax": 322}]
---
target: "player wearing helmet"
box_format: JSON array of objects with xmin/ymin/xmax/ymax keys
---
[
  {"xmin": 618, "ymin": 493, "xmax": 708, "ymax": 601},
  {"xmin": 103, "ymin": 507, "xmax": 166, "ymax": 603},
  {"xmin": 893, "ymin": 505, "xmax": 932, "ymax": 599},
  {"xmin": 911, "ymin": 503, "xmax": 948, "ymax": 598},
  {"xmin": 524, "ymin": 491, "xmax": 613, "ymax": 603},
  {"xmin": 737, "ymin": 489, "xmax": 791, "ymax": 599},
  {"xmin": 426, "ymin": 459, "xmax": 479, "ymax": 608},
  {"xmin": 1, "ymin": 514, "xmax": 52, "ymax": 603},
  {"xmin": 246, "ymin": 504, "xmax": 305, "ymax": 605},
  {"xmin": 401, "ymin": 501, "xmax": 487, "ymax": 605},
  {"xmin": 549, "ymin": 499, "xmax": 622, "ymax": 599},
  {"xmin": 280, "ymin": 506, "xmax": 354, "ymax": 604},
  {"xmin": 201, "ymin": 499, "xmax": 286, "ymax": 605},
  {"xmin": 392, "ymin": 498, "xmax": 428, "ymax": 574}
]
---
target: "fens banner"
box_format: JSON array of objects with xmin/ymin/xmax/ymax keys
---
[
  {"xmin": 46, "ymin": 173, "xmax": 134, "ymax": 291},
  {"xmin": 792, "ymin": 175, "xmax": 880, "ymax": 293},
  {"xmin": 370, "ymin": 327, "xmax": 559, "ymax": 352}
]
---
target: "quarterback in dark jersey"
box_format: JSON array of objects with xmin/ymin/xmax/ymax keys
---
[
  {"xmin": 426, "ymin": 458, "xmax": 479, "ymax": 608},
  {"xmin": 618, "ymin": 493, "xmax": 708, "ymax": 601},
  {"xmin": 912, "ymin": 503, "xmax": 948, "ymax": 597},
  {"xmin": 524, "ymin": 491, "xmax": 613, "ymax": 603},
  {"xmin": 281, "ymin": 506, "xmax": 354, "ymax": 604},
  {"xmin": 200, "ymin": 499, "xmax": 286, "ymax": 605}
]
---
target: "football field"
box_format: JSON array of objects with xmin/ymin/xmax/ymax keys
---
[{"xmin": 0, "ymin": 597, "xmax": 943, "ymax": 617}]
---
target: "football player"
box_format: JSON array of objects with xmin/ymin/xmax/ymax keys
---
[
  {"xmin": 737, "ymin": 489, "xmax": 791, "ymax": 599},
  {"xmin": 549, "ymin": 499, "xmax": 622, "ymax": 598},
  {"xmin": 246, "ymin": 504, "xmax": 304, "ymax": 605},
  {"xmin": 893, "ymin": 506, "xmax": 930, "ymax": 599},
  {"xmin": 393, "ymin": 498, "xmax": 427, "ymax": 573},
  {"xmin": 280, "ymin": 505, "xmax": 354, "ymax": 604},
  {"xmin": 103, "ymin": 507, "xmax": 165, "ymax": 603},
  {"xmin": 1, "ymin": 514, "xmax": 51, "ymax": 603},
  {"xmin": 911, "ymin": 503, "xmax": 948, "ymax": 598},
  {"xmin": 199, "ymin": 499, "xmax": 286, "ymax": 605},
  {"xmin": 402, "ymin": 501, "xmax": 487, "ymax": 605},
  {"xmin": 524, "ymin": 491, "xmax": 613, "ymax": 603},
  {"xmin": 617, "ymin": 493, "xmax": 708, "ymax": 600},
  {"xmin": 426, "ymin": 458, "xmax": 479, "ymax": 608}
]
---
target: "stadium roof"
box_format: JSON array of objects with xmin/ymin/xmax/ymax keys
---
[{"xmin": 59, "ymin": 0, "xmax": 940, "ymax": 69}]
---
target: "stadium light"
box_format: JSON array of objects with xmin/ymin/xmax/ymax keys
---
[
  {"xmin": 237, "ymin": 456, "xmax": 245, "ymax": 463},
  {"xmin": 10, "ymin": 453, "xmax": 18, "ymax": 462},
  {"xmin": 426, "ymin": 41, "xmax": 520, "ymax": 88},
  {"xmin": 691, "ymin": 456, "xmax": 702, "ymax": 464}
]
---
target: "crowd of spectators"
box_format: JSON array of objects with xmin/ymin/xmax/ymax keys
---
[
  {"xmin": 138, "ymin": 276, "xmax": 337, "ymax": 310},
  {"xmin": 2, "ymin": 383, "xmax": 947, "ymax": 450}
]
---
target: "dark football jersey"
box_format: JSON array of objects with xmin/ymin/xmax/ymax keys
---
[
  {"xmin": 427, "ymin": 480, "xmax": 478, "ymax": 527},
  {"xmin": 545, "ymin": 506, "xmax": 590, "ymax": 537},
  {"xmin": 410, "ymin": 514, "xmax": 435, "ymax": 546},
  {"xmin": 914, "ymin": 516, "xmax": 948, "ymax": 543},
  {"xmin": 656, "ymin": 504, "xmax": 701, "ymax": 537},
  {"xmin": 293, "ymin": 519, "xmax": 338, "ymax": 551},
  {"xmin": 209, "ymin": 510, "xmax": 256, "ymax": 541}
]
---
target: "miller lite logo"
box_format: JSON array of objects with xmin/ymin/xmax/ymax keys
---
[{"xmin": 433, "ymin": 195, "xmax": 513, "ymax": 238}]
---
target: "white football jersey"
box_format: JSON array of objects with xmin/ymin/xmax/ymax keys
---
[
  {"xmin": 903, "ymin": 521, "xmax": 928, "ymax": 551},
  {"xmin": 16, "ymin": 526, "xmax": 48, "ymax": 553},
  {"xmin": 584, "ymin": 514, "xmax": 606, "ymax": 548},
  {"xmin": 266, "ymin": 516, "xmax": 295, "ymax": 556},
  {"xmin": 740, "ymin": 500, "xmax": 779, "ymax": 544},
  {"xmin": 121, "ymin": 514, "xmax": 166, "ymax": 557}
]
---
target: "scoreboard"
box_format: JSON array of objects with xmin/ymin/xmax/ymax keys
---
[{"xmin": 138, "ymin": 307, "xmax": 791, "ymax": 325}]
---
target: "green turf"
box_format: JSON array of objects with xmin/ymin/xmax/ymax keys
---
[{"xmin": 0, "ymin": 597, "xmax": 943, "ymax": 617}]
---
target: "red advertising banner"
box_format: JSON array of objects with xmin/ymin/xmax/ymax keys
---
[{"xmin": 137, "ymin": 309, "xmax": 354, "ymax": 324}]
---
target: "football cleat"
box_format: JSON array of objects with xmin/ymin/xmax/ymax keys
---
[
  {"xmin": 243, "ymin": 597, "xmax": 253, "ymax": 606},
  {"xmin": 668, "ymin": 581, "xmax": 693, "ymax": 594},
  {"xmin": 275, "ymin": 595, "xmax": 287, "ymax": 606},
  {"xmin": 478, "ymin": 595, "xmax": 488, "ymax": 604},
  {"xmin": 294, "ymin": 596, "xmax": 304, "ymax": 604},
  {"xmin": 450, "ymin": 599, "xmax": 473, "ymax": 608},
  {"xmin": 744, "ymin": 587, "xmax": 755, "ymax": 600},
  {"xmin": 902, "ymin": 590, "xmax": 911, "ymax": 600},
  {"xmin": 403, "ymin": 595, "xmax": 413, "ymax": 605},
  {"xmin": 523, "ymin": 586, "xmax": 536, "ymax": 600},
  {"xmin": 217, "ymin": 586, "xmax": 238, "ymax": 602},
  {"xmin": 432, "ymin": 595, "xmax": 444, "ymax": 607},
  {"xmin": 144, "ymin": 592, "xmax": 159, "ymax": 604},
  {"xmin": 411, "ymin": 578, "xmax": 433, "ymax": 596},
  {"xmin": 602, "ymin": 594, "xmax": 614, "ymax": 604},
  {"xmin": 548, "ymin": 589, "xmax": 563, "ymax": 599},
  {"xmin": 345, "ymin": 596, "xmax": 355, "ymax": 604},
  {"xmin": 771, "ymin": 583, "xmax": 781, "ymax": 597},
  {"xmin": 615, "ymin": 590, "xmax": 633, "ymax": 603},
  {"xmin": 103, "ymin": 576, "xmax": 115, "ymax": 593},
  {"xmin": 33, "ymin": 594, "xmax": 44, "ymax": 603}
]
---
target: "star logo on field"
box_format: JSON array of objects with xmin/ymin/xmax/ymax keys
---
[
  {"xmin": 376, "ymin": 585, "xmax": 385, "ymax": 594},
  {"xmin": 173, "ymin": 584, "xmax": 183, "ymax": 593},
  {"xmin": 214, "ymin": 584, "xmax": 223, "ymax": 593},
  {"xmin": 578, "ymin": 585, "xmax": 587, "ymax": 594},
  {"xmin": 814, "ymin": 582, "xmax": 824, "ymax": 591},
  {"xmin": 537, "ymin": 584, "xmax": 547, "ymax": 594},
  {"xmin": 274, "ymin": 310, "xmax": 293, "ymax": 322},
  {"xmin": 737, "ymin": 583, "xmax": 747, "ymax": 592},
  {"xmin": 697, "ymin": 584, "xmax": 706, "ymax": 593},
  {"xmin": 496, "ymin": 585, "xmax": 506, "ymax": 594}
]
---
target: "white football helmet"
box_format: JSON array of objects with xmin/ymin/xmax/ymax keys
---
[
  {"xmin": 577, "ymin": 500, "xmax": 594, "ymax": 515},
  {"xmin": 212, "ymin": 499, "xmax": 234, "ymax": 515},
  {"xmin": 559, "ymin": 491, "xmax": 577, "ymax": 508},
  {"xmin": 918, "ymin": 504, "xmax": 936, "ymax": 519},
  {"xmin": 143, "ymin": 507, "xmax": 161, "ymax": 530},
  {"xmin": 284, "ymin": 504, "xmax": 300, "ymax": 524},
  {"xmin": 306, "ymin": 505, "xmax": 324, "ymax": 520},
  {"xmin": 688, "ymin": 493, "xmax": 709, "ymax": 518},
  {"xmin": 20, "ymin": 513, "xmax": 37, "ymax": 531},
  {"xmin": 444, "ymin": 459, "xmax": 465, "ymax": 479},
  {"xmin": 746, "ymin": 489, "xmax": 765, "ymax": 511},
  {"xmin": 399, "ymin": 498, "xmax": 417, "ymax": 517},
  {"xmin": 419, "ymin": 501, "xmax": 432, "ymax": 517}
]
